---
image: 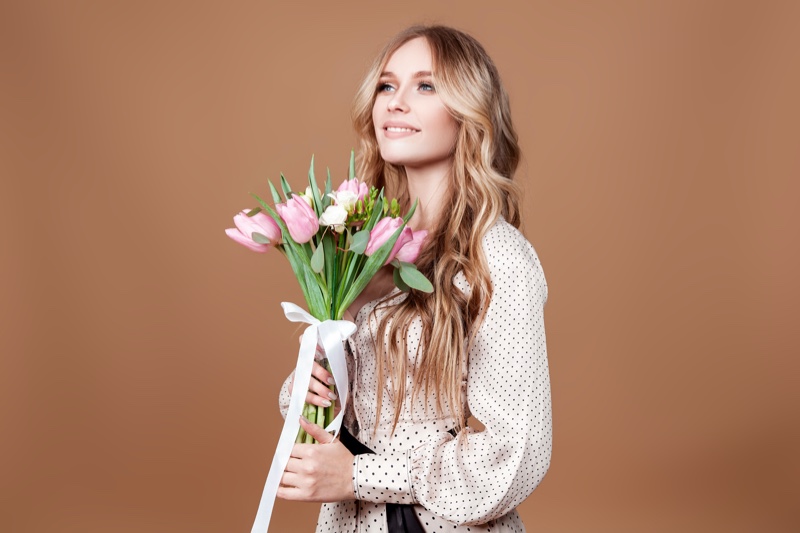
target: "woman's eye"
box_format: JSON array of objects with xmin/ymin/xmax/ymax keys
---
[
  {"xmin": 377, "ymin": 83, "xmax": 395, "ymax": 92},
  {"xmin": 419, "ymin": 82, "xmax": 435, "ymax": 92}
]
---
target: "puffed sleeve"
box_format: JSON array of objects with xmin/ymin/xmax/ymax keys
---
[
  {"xmin": 352, "ymin": 222, "xmax": 552, "ymax": 525},
  {"xmin": 278, "ymin": 370, "xmax": 294, "ymax": 420}
]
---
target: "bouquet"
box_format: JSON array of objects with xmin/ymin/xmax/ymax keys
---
[{"xmin": 226, "ymin": 152, "xmax": 431, "ymax": 532}]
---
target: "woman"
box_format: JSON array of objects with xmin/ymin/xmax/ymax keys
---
[{"xmin": 277, "ymin": 25, "xmax": 552, "ymax": 532}]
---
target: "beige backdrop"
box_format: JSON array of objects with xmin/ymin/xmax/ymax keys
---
[{"xmin": 1, "ymin": 1, "xmax": 798, "ymax": 532}]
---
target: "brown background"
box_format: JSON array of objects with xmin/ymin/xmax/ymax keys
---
[{"xmin": 1, "ymin": 1, "xmax": 798, "ymax": 531}]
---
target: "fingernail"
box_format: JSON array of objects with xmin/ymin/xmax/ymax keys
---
[
  {"xmin": 328, "ymin": 392, "xmax": 338, "ymax": 400},
  {"xmin": 327, "ymin": 378, "xmax": 336, "ymax": 385},
  {"xmin": 322, "ymin": 399, "xmax": 332, "ymax": 407}
]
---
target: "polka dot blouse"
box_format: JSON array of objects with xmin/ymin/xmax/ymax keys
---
[{"xmin": 279, "ymin": 218, "xmax": 552, "ymax": 532}]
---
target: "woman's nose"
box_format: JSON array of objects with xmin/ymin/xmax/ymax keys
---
[{"xmin": 387, "ymin": 89, "xmax": 408, "ymax": 112}]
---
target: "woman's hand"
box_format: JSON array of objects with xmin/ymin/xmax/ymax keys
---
[
  {"xmin": 288, "ymin": 342, "xmax": 339, "ymax": 411},
  {"xmin": 277, "ymin": 417, "xmax": 355, "ymax": 502}
]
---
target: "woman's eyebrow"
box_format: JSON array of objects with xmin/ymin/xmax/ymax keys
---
[{"xmin": 379, "ymin": 70, "xmax": 433, "ymax": 79}]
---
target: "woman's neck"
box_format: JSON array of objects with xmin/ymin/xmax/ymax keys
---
[{"xmin": 404, "ymin": 161, "xmax": 450, "ymax": 231}]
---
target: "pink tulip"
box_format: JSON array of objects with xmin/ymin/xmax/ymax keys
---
[
  {"xmin": 276, "ymin": 195, "xmax": 319, "ymax": 243},
  {"xmin": 337, "ymin": 178, "xmax": 369, "ymax": 202},
  {"xmin": 225, "ymin": 210, "xmax": 282, "ymax": 253},
  {"xmin": 394, "ymin": 229, "xmax": 428, "ymax": 263},
  {"xmin": 366, "ymin": 217, "xmax": 414, "ymax": 265}
]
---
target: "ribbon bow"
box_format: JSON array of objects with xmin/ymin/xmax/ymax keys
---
[{"xmin": 250, "ymin": 302, "xmax": 357, "ymax": 532}]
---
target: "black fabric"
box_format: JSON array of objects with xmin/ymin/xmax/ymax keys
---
[{"xmin": 339, "ymin": 427, "xmax": 456, "ymax": 533}]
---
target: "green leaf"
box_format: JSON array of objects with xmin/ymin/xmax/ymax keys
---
[
  {"xmin": 268, "ymin": 180, "xmax": 282, "ymax": 204},
  {"xmin": 349, "ymin": 149, "xmax": 356, "ymax": 179},
  {"xmin": 403, "ymin": 198, "xmax": 418, "ymax": 224},
  {"xmin": 252, "ymin": 193, "xmax": 282, "ymax": 228},
  {"xmin": 393, "ymin": 267, "xmax": 410, "ymax": 292},
  {"xmin": 311, "ymin": 243, "xmax": 324, "ymax": 273},
  {"xmin": 338, "ymin": 225, "xmax": 405, "ymax": 315},
  {"xmin": 399, "ymin": 263, "xmax": 433, "ymax": 293},
  {"xmin": 286, "ymin": 243, "xmax": 327, "ymax": 318},
  {"xmin": 252, "ymin": 193, "xmax": 329, "ymax": 318},
  {"xmin": 280, "ymin": 173, "xmax": 292, "ymax": 199},
  {"xmin": 322, "ymin": 168, "xmax": 332, "ymax": 211},
  {"xmin": 348, "ymin": 230, "xmax": 370, "ymax": 254},
  {"xmin": 362, "ymin": 189, "xmax": 384, "ymax": 231},
  {"xmin": 323, "ymin": 233, "xmax": 335, "ymax": 298},
  {"xmin": 246, "ymin": 207, "xmax": 262, "ymax": 217},
  {"xmin": 325, "ymin": 167, "xmax": 333, "ymax": 196},
  {"xmin": 308, "ymin": 159, "xmax": 323, "ymax": 218},
  {"xmin": 251, "ymin": 232, "xmax": 271, "ymax": 244}
]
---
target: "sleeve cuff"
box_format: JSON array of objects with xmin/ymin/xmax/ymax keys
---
[{"xmin": 352, "ymin": 450, "xmax": 416, "ymax": 504}]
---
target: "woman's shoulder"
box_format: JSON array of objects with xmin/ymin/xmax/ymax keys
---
[
  {"xmin": 453, "ymin": 216, "xmax": 547, "ymax": 299},
  {"xmin": 481, "ymin": 216, "xmax": 548, "ymax": 300},
  {"xmin": 482, "ymin": 216, "xmax": 543, "ymax": 269}
]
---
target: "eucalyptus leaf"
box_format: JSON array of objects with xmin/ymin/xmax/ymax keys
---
[
  {"xmin": 393, "ymin": 267, "xmax": 410, "ymax": 292},
  {"xmin": 251, "ymin": 232, "xmax": 271, "ymax": 244},
  {"xmin": 311, "ymin": 243, "xmax": 325, "ymax": 274},
  {"xmin": 349, "ymin": 230, "xmax": 370, "ymax": 254},
  {"xmin": 399, "ymin": 263, "xmax": 433, "ymax": 293}
]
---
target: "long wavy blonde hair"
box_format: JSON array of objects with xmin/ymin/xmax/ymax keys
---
[{"xmin": 352, "ymin": 25, "xmax": 522, "ymax": 434}]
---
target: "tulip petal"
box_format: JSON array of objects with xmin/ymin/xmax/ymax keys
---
[{"xmin": 225, "ymin": 228, "xmax": 269, "ymax": 252}]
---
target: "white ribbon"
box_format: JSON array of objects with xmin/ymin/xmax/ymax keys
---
[{"xmin": 250, "ymin": 302, "xmax": 356, "ymax": 533}]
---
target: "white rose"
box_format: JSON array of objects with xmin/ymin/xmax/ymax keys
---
[
  {"xmin": 298, "ymin": 186, "xmax": 314, "ymax": 207},
  {"xmin": 319, "ymin": 204, "xmax": 348, "ymax": 233},
  {"xmin": 328, "ymin": 191, "xmax": 358, "ymax": 213}
]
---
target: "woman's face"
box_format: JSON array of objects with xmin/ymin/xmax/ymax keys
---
[{"xmin": 372, "ymin": 37, "xmax": 459, "ymax": 172}]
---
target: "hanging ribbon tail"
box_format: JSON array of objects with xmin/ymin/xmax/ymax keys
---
[
  {"xmin": 250, "ymin": 303, "xmax": 356, "ymax": 533},
  {"xmin": 317, "ymin": 319, "xmax": 356, "ymax": 437}
]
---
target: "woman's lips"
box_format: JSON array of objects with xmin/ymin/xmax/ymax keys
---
[{"xmin": 383, "ymin": 125, "xmax": 420, "ymax": 138}]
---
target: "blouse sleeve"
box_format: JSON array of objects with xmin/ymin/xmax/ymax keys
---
[
  {"xmin": 278, "ymin": 370, "xmax": 294, "ymax": 420},
  {"xmin": 352, "ymin": 223, "xmax": 552, "ymax": 526}
]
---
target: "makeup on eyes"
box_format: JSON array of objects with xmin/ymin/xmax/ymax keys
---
[{"xmin": 376, "ymin": 79, "xmax": 436, "ymax": 93}]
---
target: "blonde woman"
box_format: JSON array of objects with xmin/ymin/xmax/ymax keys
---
[{"xmin": 277, "ymin": 25, "xmax": 552, "ymax": 532}]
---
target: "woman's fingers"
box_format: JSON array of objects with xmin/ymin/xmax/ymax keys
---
[
  {"xmin": 299, "ymin": 416, "xmax": 334, "ymax": 443},
  {"xmin": 311, "ymin": 361, "xmax": 335, "ymax": 387},
  {"xmin": 288, "ymin": 366, "xmax": 337, "ymax": 407},
  {"xmin": 305, "ymin": 390, "xmax": 332, "ymax": 408}
]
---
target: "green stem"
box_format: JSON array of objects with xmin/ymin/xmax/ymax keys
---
[
  {"xmin": 325, "ymin": 360, "xmax": 335, "ymax": 427},
  {"xmin": 304, "ymin": 405, "xmax": 315, "ymax": 444},
  {"xmin": 296, "ymin": 404, "xmax": 311, "ymax": 443},
  {"xmin": 315, "ymin": 396, "xmax": 326, "ymax": 436}
]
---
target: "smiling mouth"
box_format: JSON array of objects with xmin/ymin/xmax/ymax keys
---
[{"xmin": 385, "ymin": 127, "xmax": 419, "ymax": 133}]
